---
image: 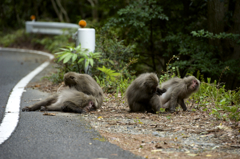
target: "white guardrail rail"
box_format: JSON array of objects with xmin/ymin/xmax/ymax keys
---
[{"xmin": 25, "ymin": 21, "xmax": 79, "ymax": 35}]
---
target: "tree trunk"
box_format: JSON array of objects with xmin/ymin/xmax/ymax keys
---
[
  {"xmin": 227, "ymin": 0, "xmax": 240, "ymax": 89},
  {"xmin": 51, "ymin": 0, "xmax": 63, "ymax": 22},
  {"xmin": 87, "ymin": 0, "xmax": 98, "ymax": 22},
  {"xmin": 207, "ymin": 0, "xmax": 227, "ymax": 55},
  {"xmin": 51, "ymin": 0, "xmax": 70, "ymax": 22},
  {"xmin": 229, "ymin": 0, "xmax": 240, "ymax": 59},
  {"xmin": 208, "ymin": 0, "xmax": 240, "ymax": 89},
  {"xmin": 150, "ymin": 19, "xmax": 156, "ymax": 71}
]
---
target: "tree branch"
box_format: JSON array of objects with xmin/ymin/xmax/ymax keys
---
[
  {"xmin": 51, "ymin": 0, "xmax": 63, "ymax": 22},
  {"xmin": 56, "ymin": 0, "xmax": 70, "ymax": 22}
]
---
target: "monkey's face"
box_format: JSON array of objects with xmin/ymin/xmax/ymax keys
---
[
  {"xmin": 190, "ymin": 80, "xmax": 199, "ymax": 91},
  {"xmin": 85, "ymin": 101, "xmax": 96, "ymax": 112}
]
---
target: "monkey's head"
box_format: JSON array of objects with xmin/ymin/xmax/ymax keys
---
[
  {"xmin": 144, "ymin": 73, "xmax": 159, "ymax": 94},
  {"xmin": 189, "ymin": 78, "xmax": 200, "ymax": 92},
  {"xmin": 85, "ymin": 100, "xmax": 97, "ymax": 112},
  {"xmin": 64, "ymin": 72, "xmax": 77, "ymax": 87}
]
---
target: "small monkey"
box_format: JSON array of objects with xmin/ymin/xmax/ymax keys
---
[
  {"xmin": 159, "ymin": 76, "xmax": 200, "ymax": 112},
  {"xmin": 126, "ymin": 73, "xmax": 166, "ymax": 113}
]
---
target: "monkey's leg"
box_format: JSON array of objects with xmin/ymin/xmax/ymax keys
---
[
  {"xmin": 169, "ymin": 91, "xmax": 179, "ymax": 113},
  {"xmin": 130, "ymin": 102, "xmax": 146, "ymax": 112},
  {"xmin": 43, "ymin": 102, "xmax": 63, "ymax": 111},
  {"xmin": 62, "ymin": 101, "xmax": 84, "ymax": 113},
  {"xmin": 162, "ymin": 101, "xmax": 170, "ymax": 109},
  {"xmin": 22, "ymin": 95, "xmax": 58, "ymax": 111},
  {"xmin": 178, "ymin": 99, "xmax": 187, "ymax": 111},
  {"xmin": 149, "ymin": 95, "xmax": 161, "ymax": 112}
]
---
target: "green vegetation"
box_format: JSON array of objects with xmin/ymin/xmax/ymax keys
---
[
  {"xmin": 0, "ymin": 29, "xmax": 25, "ymax": 47},
  {"xmin": 0, "ymin": 29, "xmax": 75, "ymax": 52},
  {"xmin": 1, "ymin": 0, "xmax": 240, "ymax": 121},
  {"xmin": 55, "ymin": 45, "xmax": 102, "ymax": 73},
  {"xmin": 190, "ymin": 77, "xmax": 240, "ymax": 121}
]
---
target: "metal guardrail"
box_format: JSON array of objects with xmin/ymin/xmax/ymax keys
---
[
  {"xmin": 25, "ymin": 21, "xmax": 79, "ymax": 35},
  {"xmin": 25, "ymin": 20, "xmax": 95, "ymax": 74}
]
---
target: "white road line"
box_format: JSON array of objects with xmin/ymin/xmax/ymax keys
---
[{"xmin": 0, "ymin": 47, "xmax": 54, "ymax": 145}]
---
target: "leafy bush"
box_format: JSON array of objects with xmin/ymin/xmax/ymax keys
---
[
  {"xmin": 55, "ymin": 44, "xmax": 101, "ymax": 73},
  {"xmin": 32, "ymin": 30, "xmax": 76, "ymax": 53},
  {"xmin": 0, "ymin": 29, "xmax": 26, "ymax": 47},
  {"xmin": 96, "ymin": 56, "xmax": 137, "ymax": 92},
  {"xmin": 94, "ymin": 29, "xmax": 138, "ymax": 78},
  {"xmin": 187, "ymin": 77, "xmax": 240, "ymax": 121}
]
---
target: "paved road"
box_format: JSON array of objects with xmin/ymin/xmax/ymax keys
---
[
  {"xmin": 0, "ymin": 50, "xmax": 48, "ymax": 123},
  {"xmin": 0, "ymin": 49, "xmax": 142, "ymax": 159}
]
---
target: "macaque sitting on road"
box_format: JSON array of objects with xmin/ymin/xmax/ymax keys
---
[
  {"xmin": 159, "ymin": 76, "xmax": 200, "ymax": 112},
  {"xmin": 22, "ymin": 72, "xmax": 104, "ymax": 113}
]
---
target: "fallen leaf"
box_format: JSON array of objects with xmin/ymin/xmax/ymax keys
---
[
  {"xmin": 194, "ymin": 116, "xmax": 200, "ymax": 120},
  {"xmin": 43, "ymin": 112, "xmax": 56, "ymax": 116},
  {"xmin": 206, "ymin": 154, "xmax": 212, "ymax": 157},
  {"xmin": 212, "ymin": 146, "xmax": 219, "ymax": 150},
  {"xmin": 98, "ymin": 116, "xmax": 103, "ymax": 120},
  {"xmin": 35, "ymin": 84, "xmax": 41, "ymax": 87},
  {"xmin": 188, "ymin": 154, "xmax": 198, "ymax": 156},
  {"xmin": 151, "ymin": 149, "xmax": 162, "ymax": 152},
  {"xmin": 182, "ymin": 135, "xmax": 189, "ymax": 138}
]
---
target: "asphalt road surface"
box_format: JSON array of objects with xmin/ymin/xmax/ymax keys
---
[{"xmin": 0, "ymin": 49, "xmax": 143, "ymax": 159}]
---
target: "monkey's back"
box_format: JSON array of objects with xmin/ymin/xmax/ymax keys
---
[
  {"xmin": 161, "ymin": 77, "xmax": 182, "ymax": 89},
  {"xmin": 126, "ymin": 73, "xmax": 159, "ymax": 107},
  {"xmin": 64, "ymin": 72, "xmax": 104, "ymax": 108}
]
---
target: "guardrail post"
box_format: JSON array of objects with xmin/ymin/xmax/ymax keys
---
[{"xmin": 76, "ymin": 28, "xmax": 95, "ymax": 74}]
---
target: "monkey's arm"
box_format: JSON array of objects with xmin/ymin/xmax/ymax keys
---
[
  {"xmin": 178, "ymin": 98, "xmax": 187, "ymax": 111},
  {"xmin": 149, "ymin": 95, "xmax": 161, "ymax": 112},
  {"xmin": 169, "ymin": 89, "xmax": 180, "ymax": 112},
  {"xmin": 62, "ymin": 101, "xmax": 84, "ymax": 113},
  {"xmin": 22, "ymin": 95, "xmax": 58, "ymax": 111},
  {"xmin": 156, "ymin": 88, "xmax": 166, "ymax": 96}
]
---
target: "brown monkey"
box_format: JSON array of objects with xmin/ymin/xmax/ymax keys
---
[
  {"xmin": 159, "ymin": 76, "xmax": 200, "ymax": 112},
  {"xmin": 64, "ymin": 72, "xmax": 104, "ymax": 109},
  {"xmin": 22, "ymin": 72, "xmax": 104, "ymax": 113},
  {"xmin": 126, "ymin": 73, "xmax": 166, "ymax": 113},
  {"xmin": 22, "ymin": 88, "xmax": 97, "ymax": 113}
]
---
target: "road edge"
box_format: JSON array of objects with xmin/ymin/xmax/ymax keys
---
[{"xmin": 0, "ymin": 47, "xmax": 54, "ymax": 145}]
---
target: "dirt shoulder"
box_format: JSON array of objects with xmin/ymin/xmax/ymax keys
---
[
  {"xmin": 82, "ymin": 94, "xmax": 240, "ymax": 159},
  {"xmin": 19, "ymin": 48, "xmax": 239, "ymax": 159},
  {"xmin": 4, "ymin": 42, "xmax": 240, "ymax": 158},
  {"xmin": 29, "ymin": 76, "xmax": 240, "ymax": 159}
]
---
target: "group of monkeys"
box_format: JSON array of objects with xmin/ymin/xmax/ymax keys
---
[{"xmin": 22, "ymin": 72, "xmax": 200, "ymax": 114}]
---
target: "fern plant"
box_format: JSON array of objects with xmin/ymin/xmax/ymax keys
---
[{"xmin": 55, "ymin": 44, "xmax": 102, "ymax": 72}]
